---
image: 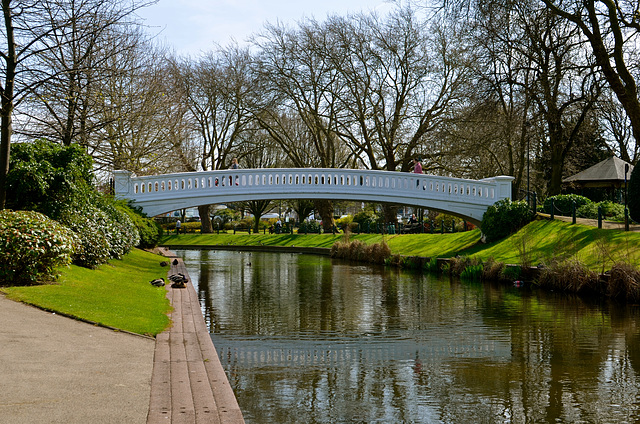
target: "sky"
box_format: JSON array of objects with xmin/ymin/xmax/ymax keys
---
[{"xmin": 136, "ymin": 0, "xmax": 396, "ymax": 56}]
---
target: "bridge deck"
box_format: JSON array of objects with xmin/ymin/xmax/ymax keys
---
[{"xmin": 147, "ymin": 254, "xmax": 244, "ymax": 424}]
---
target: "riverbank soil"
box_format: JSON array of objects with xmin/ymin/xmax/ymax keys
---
[{"xmin": 0, "ymin": 294, "xmax": 155, "ymax": 424}]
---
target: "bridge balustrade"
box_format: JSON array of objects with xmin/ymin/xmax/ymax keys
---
[
  {"xmin": 126, "ymin": 169, "xmax": 498, "ymax": 201},
  {"xmin": 114, "ymin": 168, "xmax": 513, "ymax": 224}
]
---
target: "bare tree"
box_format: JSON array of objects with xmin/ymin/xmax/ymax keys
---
[
  {"xmin": 173, "ymin": 44, "xmax": 257, "ymax": 231},
  {"xmin": 327, "ymin": 8, "xmax": 472, "ymax": 219},
  {"xmin": 252, "ymin": 19, "xmax": 358, "ymax": 230},
  {"xmin": 541, "ymin": 0, "xmax": 640, "ymax": 149},
  {"xmin": 16, "ymin": 0, "xmax": 153, "ymax": 147},
  {"xmin": 88, "ymin": 40, "xmax": 193, "ymax": 176}
]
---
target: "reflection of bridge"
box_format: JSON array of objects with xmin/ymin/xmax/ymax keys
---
[
  {"xmin": 113, "ymin": 168, "xmax": 513, "ymax": 224},
  {"xmin": 211, "ymin": 335, "xmax": 511, "ymax": 367}
]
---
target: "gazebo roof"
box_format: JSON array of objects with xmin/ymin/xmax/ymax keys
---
[{"xmin": 563, "ymin": 156, "xmax": 633, "ymax": 185}]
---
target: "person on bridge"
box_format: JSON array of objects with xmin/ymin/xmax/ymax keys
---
[
  {"xmin": 413, "ymin": 158, "xmax": 422, "ymax": 174},
  {"xmin": 413, "ymin": 158, "xmax": 423, "ymax": 187},
  {"xmin": 229, "ymin": 158, "xmax": 240, "ymax": 185}
]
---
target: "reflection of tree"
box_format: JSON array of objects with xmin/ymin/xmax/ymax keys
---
[
  {"xmin": 466, "ymin": 287, "xmax": 640, "ymax": 422},
  {"xmin": 184, "ymin": 250, "xmax": 640, "ymax": 422},
  {"xmin": 196, "ymin": 250, "xmax": 214, "ymax": 331}
]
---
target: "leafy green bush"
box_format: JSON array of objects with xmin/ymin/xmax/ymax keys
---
[
  {"xmin": 119, "ymin": 204, "xmax": 162, "ymax": 248},
  {"xmin": 542, "ymin": 194, "xmax": 591, "ymax": 216},
  {"xmin": 298, "ymin": 220, "xmax": 322, "ymax": 233},
  {"xmin": 352, "ymin": 209, "xmax": 379, "ymax": 230},
  {"xmin": 0, "ymin": 210, "xmax": 78, "ymax": 285},
  {"xmin": 59, "ymin": 197, "xmax": 140, "ymax": 268},
  {"xmin": 481, "ymin": 199, "xmax": 533, "ymax": 243},
  {"xmin": 59, "ymin": 205, "xmax": 112, "ymax": 268},
  {"xmin": 577, "ymin": 201, "xmax": 625, "ymax": 221},
  {"xmin": 6, "ymin": 140, "xmax": 94, "ymax": 219}
]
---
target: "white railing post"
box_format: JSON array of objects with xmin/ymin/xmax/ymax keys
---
[
  {"xmin": 113, "ymin": 170, "xmax": 133, "ymax": 196},
  {"xmin": 489, "ymin": 176, "xmax": 515, "ymax": 200}
]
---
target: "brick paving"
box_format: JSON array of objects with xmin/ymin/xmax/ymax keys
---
[{"xmin": 147, "ymin": 254, "xmax": 244, "ymax": 424}]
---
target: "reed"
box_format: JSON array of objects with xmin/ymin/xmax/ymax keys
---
[
  {"xmin": 536, "ymin": 258, "xmax": 599, "ymax": 294},
  {"xmin": 329, "ymin": 238, "xmax": 391, "ymax": 264},
  {"xmin": 608, "ymin": 263, "xmax": 640, "ymax": 301}
]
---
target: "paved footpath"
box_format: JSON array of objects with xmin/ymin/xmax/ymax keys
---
[
  {"xmin": 0, "ymin": 295, "xmax": 155, "ymax": 424},
  {"xmin": 0, "ymin": 252, "xmax": 244, "ymax": 424}
]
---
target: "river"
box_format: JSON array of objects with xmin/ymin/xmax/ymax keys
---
[{"xmin": 175, "ymin": 249, "xmax": 640, "ymax": 424}]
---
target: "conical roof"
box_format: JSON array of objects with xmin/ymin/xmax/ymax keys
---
[{"xmin": 563, "ymin": 156, "xmax": 633, "ymax": 183}]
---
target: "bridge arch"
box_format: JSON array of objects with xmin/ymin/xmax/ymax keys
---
[{"xmin": 113, "ymin": 168, "xmax": 513, "ymax": 226}]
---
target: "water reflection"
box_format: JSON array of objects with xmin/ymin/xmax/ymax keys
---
[{"xmin": 176, "ymin": 249, "xmax": 640, "ymax": 424}]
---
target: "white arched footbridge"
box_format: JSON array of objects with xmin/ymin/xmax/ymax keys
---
[{"xmin": 113, "ymin": 168, "xmax": 513, "ymax": 225}]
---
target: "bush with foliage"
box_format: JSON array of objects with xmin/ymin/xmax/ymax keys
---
[
  {"xmin": 96, "ymin": 198, "xmax": 140, "ymax": 258},
  {"xmin": 542, "ymin": 194, "xmax": 591, "ymax": 216},
  {"xmin": 6, "ymin": 140, "xmax": 94, "ymax": 219},
  {"xmin": 0, "ymin": 210, "xmax": 78, "ymax": 285},
  {"xmin": 434, "ymin": 213, "xmax": 461, "ymax": 231},
  {"xmin": 58, "ymin": 197, "xmax": 140, "ymax": 268},
  {"xmin": 213, "ymin": 208, "xmax": 239, "ymax": 225},
  {"xmin": 577, "ymin": 201, "xmax": 626, "ymax": 221},
  {"xmin": 352, "ymin": 209, "xmax": 379, "ymax": 231},
  {"xmin": 481, "ymin": 199, "xmax": 533, "ymax": 243},
  {"xmin": 298, "ymin": 220, "xmax": 322, "ymax": 233},
  {"xmin": 119, "ymin": 204, "xmax": 162, "ymax": 248}
]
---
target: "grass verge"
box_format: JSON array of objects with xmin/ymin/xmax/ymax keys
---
[
  {"xmin": 161, "ymin": 230, "xmax": 481, "ymax": 258},
  {"xmin": 161, "ymin": 217, "xmax": 640, "ymax": 272},
  {"xmin": 1, "ymin": 248, "xmax": 171, "ymax": 336}
]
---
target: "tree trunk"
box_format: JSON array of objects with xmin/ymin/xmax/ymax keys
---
[
  {"xmin": 0, "ymin": 0, "xmax": 16, "ymax": 210},
  {"xmin": 0, "ymin": 113, "xmax": 10, "ymax": 209},
  {"xmin": 314, "ymin": 199, "xmax": 335, "ymax": 232},
  {"xmin": 548, "ymin": 141, "xmax": 564, "ymax": 196},
  {"xmin": 198, "ymin": 205, "xmax": 213, "ymax": 233},
  {"xmin": 382, "ymin": 204, "xmax": 397, "ymax": 223}
]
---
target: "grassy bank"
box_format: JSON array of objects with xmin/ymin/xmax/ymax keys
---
[
  {"xmin": 161, "ymin": 229, "xmax": 482, "ymax": 258},
  {"xmin": 161, "ymin": 217, "xmax": 640, "ymax": 272},
  {"xmin": 2, "ymin": 249, "xmax": 171, "ymax": 336}
]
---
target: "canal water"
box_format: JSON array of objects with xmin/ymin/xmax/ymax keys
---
[{"xmin": 176, "ymin": 249, "xmax": 640, "ymax": 424}]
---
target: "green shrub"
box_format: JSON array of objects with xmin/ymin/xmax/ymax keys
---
[
  {"xmin": 119, "ymin": 205, "xmax": 162, "ymax": 248},
  {"xmin": 59, "ymin": 197, "xmax": 140, "ymax": 268},
  {"xmin": 481, "ymin": 199, "xmax": 533, "ymax": 243},
  {"xmin": 352, "ymin": 209, "xmax": 379, "ymax": 231},
  {"xmin": 577, "ymin": 201, "xmax": 625, "ymax": 221},
  {"xmin": 96, "ymin": 199, "xmax": 139, "ymax": 258},
  {"xmin": 434, "ymin": 213, "xmax": 459, "ymax": 231},
  {"xmin": 0, "ymin": 210, "xmax": 78, "ymax": 285},
  {"xmin": 6, "ymin": 140, "xmax": 94, "ymax": 219},
  {"xmin": 542, "ymin": 194, "xmax": 591, "ymax": 216},
  {"xmin": 424, "ymin": 257, "xmax": 439, "ymax": 273},
  {"xmin": 298, "ymin": 221, "xmax": 322, "ymax": 233},
  {"xmin": 59, "ymin": 205, "xmax": 112, "ymax": 268}
]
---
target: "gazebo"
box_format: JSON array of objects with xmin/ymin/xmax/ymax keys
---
[{"xmin": 563, "ymin": 156, "xmax": 633, "ymax": 201}]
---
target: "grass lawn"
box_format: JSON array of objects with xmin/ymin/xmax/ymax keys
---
[
  {"xmin": 2, "ymin": 248, "xmax": 172, "ymax": 336},
  {"xmin": 161, "ymin": 217, "xmax": 640, "ymax": 272},
  {"xmin": 161, "ymin": 230, "xmax": 482, "ymax": 257},
  {"xmin": 462, "ymin": 218, "xmax": 640, "ymax": 271}
]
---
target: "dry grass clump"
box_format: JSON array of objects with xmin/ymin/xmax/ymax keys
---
[
  {"xmin": 608, "ymin": 263, "xmax": 640, "ymax": 301},
  {"xmin": 482, "ymin": 257, "xmax": 505, "ymax": 281},
  {"xmin": 330, "ymin": 238, "xmax": 391, "ymax": 264},
  {"xmin": 449, "ymin": 256, "xmax": 482, "ymax": 277},
  {"xmin": 537, "ymin": 258, "xmax": 599, "ymax": 293}
]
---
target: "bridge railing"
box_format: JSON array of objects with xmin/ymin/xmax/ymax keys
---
[{"xmin": 114, "ymin": 168, "xmax": 512, "ymax": 207}]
